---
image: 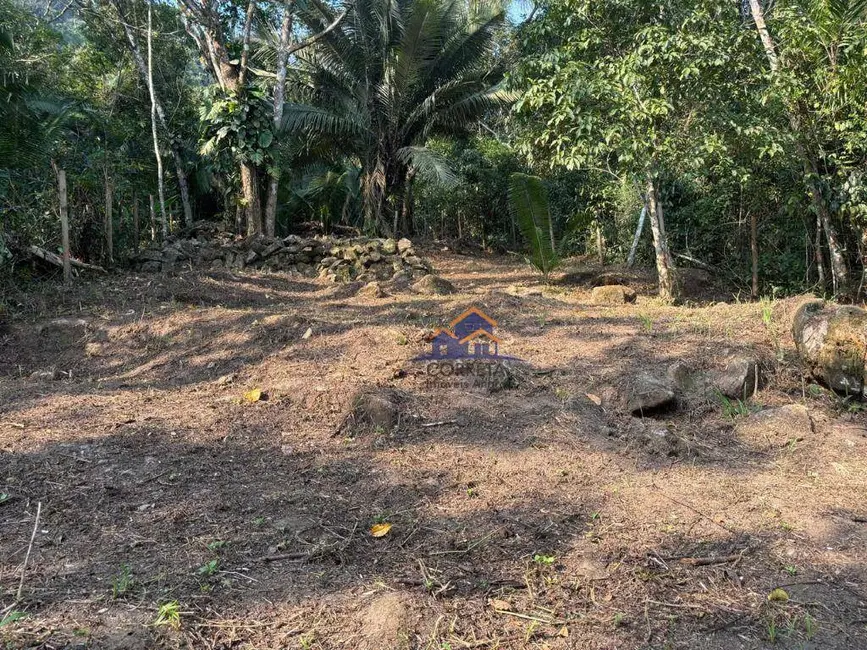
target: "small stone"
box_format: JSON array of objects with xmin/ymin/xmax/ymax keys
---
[
  {"xmin": 382, "ymin": 238, "xmax": 397, "ymax": 254},
  {"xmin": 397, "ymin": 238, "xmax": 413, "ymax": 254},
  {"xmin": 29, "ymin": 369, "xmax": 58, "ymax": 381},
  {"xmin": 359, "ymin": 281, "xmax": 387, "ymax": 298},
  {"xmin": 244, "ymin": 250, "xmax": 259, "ymax": 265}
]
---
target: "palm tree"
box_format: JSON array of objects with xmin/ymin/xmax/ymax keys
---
[{"xmin": 282, "ymin": 0, "xmax": 512, "ymax": 235}]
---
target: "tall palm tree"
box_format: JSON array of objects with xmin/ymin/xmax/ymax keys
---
[{"xmin": 282, "ymin": 0, "xmax": 512, "ymax": 234}]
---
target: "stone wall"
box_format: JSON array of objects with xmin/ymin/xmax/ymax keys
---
[{"xmin": 129, "ymin": 234, "xmax": 431, "ymax": 283}]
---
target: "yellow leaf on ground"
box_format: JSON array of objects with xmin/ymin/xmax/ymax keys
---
[
  {"xmin": 768, "ymin": 588, "xmax": 789, "ymax": 602},
  {"xmin": 243, "ymin": 388, "xmax": 263, "ymax": 403},
  {"xmin": 370, "ymin": 523, "xmax": 392, "ymax": 537},
  {"xmin": 558, "ymin": 626, "xmax": 569, "ymax": 637},
  {"xmin": 302, "ymin": 327, "xmax": 313, "ymax": 340}
]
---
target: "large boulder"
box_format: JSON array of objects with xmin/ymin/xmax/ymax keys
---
[
  {"xmin": 793, "ymin": 300, "xmax": 866, "ymax": 397},
  {"xmin": 591, "ymin": 285, "xmax": 636, "ymax": 305}
]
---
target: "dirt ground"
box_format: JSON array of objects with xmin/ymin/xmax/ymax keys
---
[{"xmin": 1, "ymin": 251, "xmax": 866, "ymax": 650}]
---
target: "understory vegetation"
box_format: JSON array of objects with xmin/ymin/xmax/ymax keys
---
[{"xmin": 1, "ymin": 0, "xmax": 867, "ymax": 300}]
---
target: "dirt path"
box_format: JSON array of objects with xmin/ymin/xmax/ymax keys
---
[{"xmin": 1, "ymin": 253, "xmax": 865, "ymax": 649}]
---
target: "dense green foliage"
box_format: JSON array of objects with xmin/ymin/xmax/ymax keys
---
[{"xmin": 1, "ymin": 0, "xmax": 867, "ymax": 298}]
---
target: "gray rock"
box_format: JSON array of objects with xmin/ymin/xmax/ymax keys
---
[
  {"xmin": 244, "ymin": 250, "xmax": 259, "ymax": 265},
  {"xmin": 793, "ymin": 300, "xmax": 866, "ymax": 397},
  {"xmin": 261, "ymin": 241, "xmax": 284, "ymax": 258},
  {"xmin": 39, "ymin": 318, "xmax": 89, "ymax": 344},
  {"xmin": 710, "ymin": 355, "xmax": 760, "ymax": 399},
  {"xmin": 625, "ymin": 373, "xmax": 676, "ymax": 414},
  {"xmin": 397, "ymin": 237, "xmax": 413, "ymax": 254}
]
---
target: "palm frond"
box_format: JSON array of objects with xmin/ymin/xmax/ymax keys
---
[{"xmin": 508, "ymin": 173, "xmax": 559, "ymax": 279}]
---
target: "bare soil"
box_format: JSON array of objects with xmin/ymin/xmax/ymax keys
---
[{"xmin": 1, "ymin": 252, "xmax": 865, "ymax": 650}]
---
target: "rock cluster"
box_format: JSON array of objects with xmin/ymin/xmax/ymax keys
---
[
  {"xmin": 606, "ymin": 354, "xmax": 761, "ymax": 415},
  {"xmin": 129, "ymin": 233, "xmax": 431, "ymax": 283}
]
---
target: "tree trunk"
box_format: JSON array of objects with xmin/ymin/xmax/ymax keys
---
[
  {"xmin": 595, "ymin": 219, "xmax": 604, "ymax": 266},
  {"xmin": 133, "ymin": 195, "xmax": 140, "ymax": 252},
  {"xmin": 147, "ymin": 4, "xmax": 167, "ymax": 238},
  {"xmin": 149, "ymin": 194, "xmax": 156, "ymax": 241},
  {"xmin": 242, "ymin": 163, "xmax": 263, "ymax": 237},
  {"xmin": 747, "ymin": 0, "xmax": 779, "ymax": 71},
  {"xmin": 116, "ymin": 0, "xmax": 193, "ymax": 227},
  {"xmin": 815, "ymin": 213, "xmax": 826, "ymax": 287},
  {"xmin": 809, "ymin": 170, "xmax": 848, "ymax": 295},
  {"xmin": 646, "ymin": 174, "xmax": 677, "ymax": 301},
  {"xmin": 750, "ymin": 210, "xmax": 759, "ymax": 300},
  {"xmin": 264, "ymin": 1, "xmax": 294, "ymax": 237},
  {"xmin": 105, "ymin": 169, "xmax": 113, "ymax": 264},
  {"xmin": 57, "ymin": 168, "xmax": 71, "ymax": 283},
  {"xmin": 627, "ymin": 204, "xmax": 647, "ymax": 268},
  {"xmin": 746, "ymin": 0, "xmax": 850, "ymax": 297}
]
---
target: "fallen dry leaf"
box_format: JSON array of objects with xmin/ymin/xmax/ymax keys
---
[
  {"xmin": 302, "ymin": 327, "xmax": 313, "ymax": 340},
  {"xmin": 243, "ymin": 388, "xmax": 263, "ymax": 403},
  {"xmin": 370, "ymin": 523, "xmax": 392, "ymax": 537}
]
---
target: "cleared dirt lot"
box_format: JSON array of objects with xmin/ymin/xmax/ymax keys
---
[{"xmin": 1, "ymin": 252, "xmax": 865, "ymax": 649}]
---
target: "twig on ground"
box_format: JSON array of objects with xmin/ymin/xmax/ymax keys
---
[
  {"xmin": 259, "ymin": 552, "xmax": 308, "ymax": 562},
  {"xmin": 17, "ymin": 501, "xmax": 42, "ymax": 602},
  {"xmin": 421, "ymin": 420, "xmax": 457, "ymax": 428},
  {"xmin": 675, "ymin": 550, "xmax": 748, "ymax": 567},
  {"xmin": 493, "ymin": 609, "xmax": 563, "ymax": 625}
]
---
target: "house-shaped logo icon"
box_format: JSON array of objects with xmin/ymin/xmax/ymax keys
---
[{"xmin": 417, "ymin": 307, "xmax": 517, "ymax": 360}]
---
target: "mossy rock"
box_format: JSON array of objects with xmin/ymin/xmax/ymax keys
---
[{"xmin": 793, "ymin": 300, "xmax": 867, "ymax": 396}]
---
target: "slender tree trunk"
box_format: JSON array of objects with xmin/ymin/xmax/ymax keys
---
[
  {"xmin": 750, "ymin": 211, "xmax": 759, "ymax": 300},
  {"xmin": 241, "ymin": 164, "xmax": 262, "ymax": 237},
  {"xmin": 105, "ymin": 168, "xmax": 114, "ymax": 264},
  {"xmin": 596, "ymin": 219, "xmax": 604, "ymax": 266},
  {"xmin": 646, "ymin": 174, "xmax": 677, "ymax": 301},
  {"xmin": 235, "ymin": 201, "xmax": 243, "ymax": 235},
  {"xmin": 147, "ymin": 4, "xmax": 167, "ymax": 237},
  {"xmin": 116, "ymin": 0, "xmax": 193, "ymax": 227},
  {"xmin": 264, "ymin": 0, "xmax": 294, "ymax": 237},
  {"xmin": 627, "ymin": 204, "xmax": 647, "ymax": 268},
  {"xmin": 401, "ymin": 171, "xmax": 416, "ymax": 236},
  {"xmin": 860, "ymin": 228, "xmax": 867, "ymax": 300},
  {"xmin": 747, "ymin": 0, "xmax": 779, "ymax": 71},
  {"xmin": 133, "ymin": 195, "xmax": 140, "ymax": 252},
  {"xmin": 57, "ymin": 168, "xmax": 71, "ymax": 283},
  {"xmin": 746, "ymin": 0, "xmax": 850, "ymax": 296},
  {"xmin": 808, "ymin": 165, "xmax": 848, "ymax": 294},
  {"xmin": 149, "ymin": 194, "xmax": 156, "ymax": 241},
  {"xmin": 816, "ymin": 213, "xmax": 826, "ymax": 287}
]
